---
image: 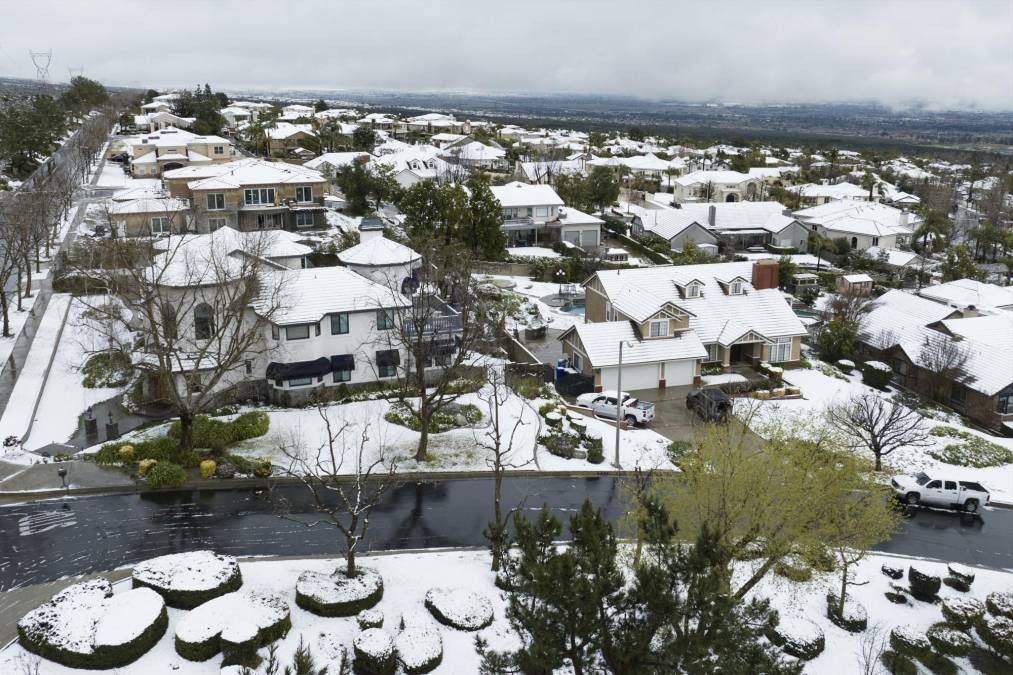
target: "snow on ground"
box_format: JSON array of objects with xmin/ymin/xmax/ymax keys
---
[
  {"xmin": 701, "ymin": 373, "xmax": 747, "ymax": 386},
  {"xmin": 742, "ymin": 358, "xmax": 1013, "ymax": 505},
  {"xmin": 476, "ymin": 274, "xmax": 586, "ymax": 332},
  {"xmin": 85, "ymin": 383, "xmax": 674, "ymax": 474},
  {"xmin": 94, "ymin": 162, "xmax": 160, "ymax": 190},
  {"xmin": 506, "ymin": 246, "xmax": 561, "ymax": 259},
  {"xmin": 2, "ymin": 549, "xmax": 1010, "ymax": 674},
  {"xmin": 22, "ymin": 298, "xmax": 127, "ymax": 451},
  {"xmin": 0, "ymin": 289, "xmax": 43, "ymax": 378}
]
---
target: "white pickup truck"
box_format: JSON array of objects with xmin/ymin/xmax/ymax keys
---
[
  {"xmin": 575, "ymin": 390, "xmax": 655, "ymax": 426},
  {"xmin": 890, "ymin": 472, "xmax": 990, "ymax": 513}
]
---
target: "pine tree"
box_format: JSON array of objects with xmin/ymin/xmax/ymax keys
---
[{"xmin": 463, "ymin": 175, "xmax": 506, "ymax": 260}]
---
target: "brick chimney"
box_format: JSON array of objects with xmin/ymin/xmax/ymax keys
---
[
  {"xmin": 751, "ymin": 259, "xmax": 779, "ymax": 290},
  {"xmin": 708, "ymin": 204, "xmax": 717, "ymax": 227}
]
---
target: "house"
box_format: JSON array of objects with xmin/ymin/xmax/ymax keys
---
[
  {"xmin": 266, "ymin": 123, "xmax": 315, "ymax": 155},
  {"xmin": 303, "ymin": 151, "xmax": 372, "ymax": 179},
  {"xmin": 631, "ymin": 202, "xmax": 810, "ymax": 252},
  {"xmin": 163, "ymin": 158, "xmax": 328, "ymax": 232},
  {"xmin": 280, "ymin": 104, "xmax": 315, "ymax": 121},
  {"xmin": 439, "ymin": 139, "xmax": 507, "ymax": 171},
  {"xmin": 108, "ymin": 197, "xmax": 192, "ymax": 237},
  {"xmin": 337, "ymin": 226, "xmax": 422, "ymax": 291},
  {"xmin": 864, "ymin": 246, "xmax": 925, "ymax": 278},
  {"xmin": 133, "ymin": 111, "xmax": 196, "ymax": 133},
  {"xmin": 788, "ymin": 182, "xmax": 872, "ymax": 205},
  {"xmin": 490, "ymin": 181, "xmax": 602, "ymax": 249},
  {"xmin": 793, "ymin": 200, "xmax": 919, "ymax": 251},
  {"xmin": 836, "ymin": 273, "xmax": 874, "ymax": 295},
  {"xmin": 153, "ymin": 226, "xmax": 313, "ymax": 269},
  {"xmin": 747, "ymin": 166, "xmax": 798, "ymax": 187},
  {"xmin": 630, "ymin": 210, "xmax": 719, "ymax": 253},
  {"xmin": 672, "ymin": 170, "xmax": 762, "ymax": 203},
  {"xmin": 917, "ymin": 278, "xmax": 1013, "ymax": 313},
  {"xmin": 515, "ymin": 158, "xmax": 586, "ymax": 184},
  {"xmin": 406, "ymin": 113, "xmax": 465, "ymax": 134},
  {"xmin": 124, "ymin": 127, "xmax": 236, "ymax": 177},
  {"xmin": 856, "ymin": 290, "xmax": 1013, "ymax": 433},
  {"xmin": 371, "ymin": 145, "xmax": 450, "ymax": 187},
  {"xmin": 220, "ymin": 106, "xmax": 254, "ymax": 129},
  {"xmin": 561, "ymin": 260, "xmax": 807, "ymax": 391}
]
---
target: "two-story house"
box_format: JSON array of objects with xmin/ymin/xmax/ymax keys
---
[
  {"xmin": 672, "ymin": 170, "xmax": 763, "ymax": 203},
  {"xmin": 490, "ymin": 181, "xmax": 602, "ymax": 249},
  {"xmin": 108, "ymin": 197, "xmax": 193, "ymax": 237},
  {"xmin": 793, "ymin": 200, "xmax": 919, "ymax": 251},
  {"xmin": 163, "ymin": 159, "xmax": 328, "ymax": 232},
  {"xmin": 560, "ymin": 260, "xmax": 807, "ymax": 391},
  {"xmin": 125, "ymin": 127, "xmax": 236, "ymax": 177}
]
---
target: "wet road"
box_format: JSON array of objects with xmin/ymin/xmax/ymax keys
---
[{"xmin": 0, "ymin": 477, "xmax": 1010, "ymax": 592}]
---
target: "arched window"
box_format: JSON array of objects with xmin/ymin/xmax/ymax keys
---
[
  {"xmin": 161, "ymin": 304, "xmax": 178, "ymax": 340},
  {"xmin": 725, "ymin": 194, "xmax": 738, "ymax": 202},
  {"xmin": 850, "ymin": 237, "xmax": 858, "ymax": 250},
  {"xmin": 194, "ymin": 303, "xmax": 214, "ymax": 340}
]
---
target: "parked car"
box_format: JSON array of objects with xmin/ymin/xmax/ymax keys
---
[
  {"xmin": 685, "ymin": 388, "xmax": 732, "ymax": 422},
  {"xmin": 575, "ymin": 390, "xmax": 655, "ymax": 426},
  {"xmin": 890, "ymin": 472, "xmax": 990, "ymax": 513}
]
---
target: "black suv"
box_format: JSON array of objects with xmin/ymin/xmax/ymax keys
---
[{"xmin": 686, "ymin": 389, "xmax": 732, "ymax": 422}]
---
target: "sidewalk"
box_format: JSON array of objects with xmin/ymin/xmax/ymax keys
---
[{"xmin": 0, "ymin": 459, "xmax": 136, "ymax": 496}]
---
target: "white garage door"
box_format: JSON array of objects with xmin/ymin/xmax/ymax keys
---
[
  {"xmin": 664, "ymin": 359, "xmax": 695, "ymax": 386},
  {"xmin": 602, "ymin": 363, "xmax": 659, "ymax": 391}
]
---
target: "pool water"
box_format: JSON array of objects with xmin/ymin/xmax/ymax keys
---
[{"xmin": 561, "ymin": 300, "xmax": 586, "ymax": 316}]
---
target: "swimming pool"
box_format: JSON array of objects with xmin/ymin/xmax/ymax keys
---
[{"xmin": 560, "ymin": 299, "xmax": 586, "ymax": 316}]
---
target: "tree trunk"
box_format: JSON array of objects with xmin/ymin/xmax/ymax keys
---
[
  {"xmin": 15, "ymin": 267, "xmax": 23, "ymax": 311},
  {"xmin": 22, "ymin": 257, "xmax": 31, "ymax": 297},
  {"xmin": 416, "ymin": 423, "xmax": 430, "ymax": 462},
  {"xmin": 177, "ymin": 412, "xmax": 194, "ymax": 451},
  {"xmin": 346, "ymin": 523, "xmax": 357, "ymax": 578},
  {"xmin": 491, "ymin": 471, "xmax": 504, "ymax": 572},
  {"xmin": 874, "ymin": 452, "xmax": 882, "ymax": 472},
  {"xmin": 838, "ymin": 559, "xmax": 849, "ymax": 618},
  {"xmin": 0, "ymin": 290, "xmax": 8, "ymax": 337},
  {"xmin": 733, "ymin": 555, "xmax": 780, "ymax": 602}
]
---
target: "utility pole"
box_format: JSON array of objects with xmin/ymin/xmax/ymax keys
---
[
  {"xmin": 613, "ymin": 339, "xmax": 633, "ymax": 469},
  {"xmin": 68, "ymin": 66, "xmax": 84, "ymax": 80},
  {"xmin": 29, "ymin": 49, "xmax": 53, "ymax": 84}
]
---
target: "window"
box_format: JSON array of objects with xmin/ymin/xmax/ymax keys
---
[
  {"xmin": 534, "ymin": 206, "xmax": 549, "ymax": 218},
  {"xmin": 208, "ymin": 217, "xmax": 227, "ymax": 231},
  {"xmin": 213, "ymin": 145, "xmax": 224, "ymax": 155},
  {"xmin": 872, "ymin": 237, "xmax": 880, "ymax": 246},
  {"xmin": 285, "ymin": 324, "xmax": 310, "ymax": 340},
  {"xmin": 649, "ymin": 320, "xmax": 667, "ymax": 338},
  {"xmin": 604, "ymin": 302, "xmax": 613, "ymax": 322},
  {"xmin": 377, "ymin": 309, "xmax": 395, "ymax": 330},
  {"xmin": 705, "ymin": 343, "xmax": 719, "ymax": 362},
  {"xmin": 150, "ymin": 216, "xmax": 170, "ymax": 234},
  {"xmin": 769, "ymin": 336, "xmax": 792, "ymax": 363},
  {"xmin": 288, "ymin": 377, "xmax": 312, "ymax": 387},
  {"xmin": 331, "ymin": 313, "xmax": 349, "ymax": 335},
  {"xmin": 194, "ymin": 303, "xmax": 214, "ymax": 340},
  {"xmin": 944, "ymin": 481, "xmax": 957, "ymax": 490},
  {"xmin": 295, "ymin": 186, "xmax": 313, "ymax": 202},
  {"xmin": 161, "ymin": 305, "xmax": 177, "ymax": 340},
  {"xmin": 998, "ymin": 391, "xmax": 1013, "ymax": 415},
  {"xmin": 294, "ymin": 212, "xmax": 314, "ymax": 227},
  {"xmin": 271, "ymin": 325, "xmax": 280, "ymax": 340},
  {"xmin": 244, "ymin": 188, "xmax": 275, "ymax": 206},
  {"xmin": 206, "ymin": 193, "xmax": 225, "ymax": 210},
  {"xmin": 244, "ymin": 360, "xmax": 252, "ymax": 375},
  {"xmin": 572, "ymin": 352, "xmax": 582, "ymax": 371},
  {"xmin": 376, "ymin": 349, "xmax": 399, "ymax": 378},
  {"xmin": 730, "ymin": 281, "xmax": 743, "ymax": 295},
  {"xmin": 333, "ymin": 368, "xmax": 352, "ymax": 383},
  {"xmin": 256, "ymin": 213, "xmax": 280, "ymax": 229},
  {"xmin": 950, "ymin": 384, "xmax": 967, "ymax": 404},
  {"xmin": 686, "ymin": 284, "xmax": 700, "ymax": 298},
  {"xmin": 926, "ymin": 480, "xmax": 941, "ymax": 489}
]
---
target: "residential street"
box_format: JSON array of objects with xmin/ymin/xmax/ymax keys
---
[{"xmin": 1, "ymin": 477, "xmax": 1010, "ymax": 593}]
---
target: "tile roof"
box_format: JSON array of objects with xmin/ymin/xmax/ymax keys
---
[{"xmin": 563, "ymin": 321, "xmax": 707, "ymax": 367}]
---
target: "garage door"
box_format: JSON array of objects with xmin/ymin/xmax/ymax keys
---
[
  {"xmin": 602, "ymin": 363, "xmax": 659, "ymax": 391},
  {"xmin": 664, "ymin": 359, "xmax": 695, "ymax": 386}
]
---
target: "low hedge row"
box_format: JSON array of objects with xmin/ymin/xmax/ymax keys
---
[
  {"xmin": 132, "ymin": 566, "xmax": 242, "ymax": 609},
  {"xmin": 296, "ymin": 568, "xmax": 384, "ymax": 618},
  {"xmin": 175, "ymin": 604, "xmax": 290, "ymax": 662},
  {"xmin": 167, "ymin": 411, "xmax": 270, "ymax": 451},
  {"xmin": 95, "ymin": 436, "xmax": 199, "ymax": 468}
]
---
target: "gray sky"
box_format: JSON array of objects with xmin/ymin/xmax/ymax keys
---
[{"xmin": 2, "ymin": 0, "xmax": 1011, "ymax": 110}]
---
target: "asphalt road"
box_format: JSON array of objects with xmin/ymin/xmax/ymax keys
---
[{"xmin": 0, "ymin": 477, "xmax": 1010, "ymax": 592}]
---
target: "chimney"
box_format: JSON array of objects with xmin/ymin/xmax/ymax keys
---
[
  {"xmin": 358, "ymin": 215, "xmax": 384, "ymax": 242},
  {"xmin": 898, "ymin": 209, "xmax": 909, "ymax": 228},
  {"xmin": 708, "ymin": 204, "xmax": 716, "ymax": 227},
  {"xmin": 962, "ymin": 304, "xmax": 978, "ymax": 318},
  {"xmin": 751, "ymin": 259, "xmax": 779, "ymax": 290}
]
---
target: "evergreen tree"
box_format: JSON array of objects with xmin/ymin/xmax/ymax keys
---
[
  {"xmin": 313, "ymin": 98, "xmax": 328, "ymax": 112},
  {"xmin": 352, "ymin": 125, "xmax": 376, "ymax": 150},
  {"xmin": 335, "ymin": 159, "xmax": 373, "ymax": 216},
  {"xmin": 463, "ymin": 175, "xmax": 506, "ymax": 260},
  {"xmin": 940, "ymin": 243, "xmax": 983, "ymax": 281}
]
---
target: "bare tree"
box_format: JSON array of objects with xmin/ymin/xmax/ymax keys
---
[
  {"xmin": 827, "ymin": 393, "xmax": 932, "ymax": 471},
  {"xmin": 273, "ymin": 406, "xmax": 398, "ymax": 577},
  {"xmin": 856, "ymin": 623, "xmax": 889, "ymax": 675},
  {"xmin": 918, "ymin": 334, "xmax": 974, "ymax": 403},
  {"xmin": 73, "ymin": 226, "xmax": 288, "ymax": 450},
  {"xmin": 476, "ymin": 367, "xmax": 535, "ymax": 571}
]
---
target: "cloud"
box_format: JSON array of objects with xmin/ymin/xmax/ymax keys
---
[{"xmin": 1, "ymin": 0, "xmax": 1010, "ymax": 110}]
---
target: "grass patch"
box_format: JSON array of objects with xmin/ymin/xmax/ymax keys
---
[
  {"xmin": 82, "ymin": 351, "xmax": 132, "ymax": 388},
  {"xmin": 928, "ymin": 426, "xmax": 1013, "ymax": 468}
]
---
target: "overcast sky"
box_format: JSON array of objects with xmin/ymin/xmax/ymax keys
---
[{"xmin": 2, "ymin": 0, "xmax": 1011, "ymax": 110}]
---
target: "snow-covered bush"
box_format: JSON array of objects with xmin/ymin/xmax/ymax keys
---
[
  {"xmin": 947, "ymin": 563, "xmax": 975, "ymax": 587},
  {"xmin": 889, "ymin": 625, "xmax": 932, "ymax": 659},
  {"xmin": 836, "ymin": 359, "xmax": 855, "ymax": 373},
  {"xmin": 396, "ymin": 609, "xmax": 443, "ymax": 674},
  {"xmin": 544, "ymin": 411, "xmax": 563, "ymax": 428},
  {"xmin": 539, "ymin": 430, "xmax": 580, "ymax": 459},
  {"xmin": 353, "ymin": 627, "xmax": 396, "ymax": 675},
  {"xmin": 17, "ymin": 579, "xmax": 167, "ymax": 668},
  {"xmin": 765, "ymin": 616, "xmax": 825, "ymax": 660},
  {"xmin": 132, "ymin": 551, "xmax": 242, "ymax": 609},
  {"xmin": 941, "ymin": 596, "xmax": 984, "ymax": 629},
  {"xmin": 908, "ymin": 566, "xmax": 941, "ymax": 601},
  {"xmin": 881, "ymin": 564, "xmax": 904, "ymax": 580},
  {"xmin": 826, "ymin": 593, "xmax": 868, "ymax": 632},
  {"xmin": 926, "ymin": 622, "xmax": 974, "ymax": 657},
  {"xmin": 358, "ymin": 608, "xmax": 384, "ymax": 629},
  {"xmin": 860, "ymin": 360, "xmax": 893, "ymax": 389},
  {"xmin": 174, "ymin": 590, "xmax": 290, "ymax": 662},
  {"xmin": 976, "ymin": 614, "xmax": 1013, "ymax": 661},
  {"xmin": 987, "ymin": 591, "xmax": 1013, "ymax": 619},
  {"xmin": 296, "ymin": 567, "xmax": 383, "ymax": 617},
  {"xmin": 775, "ymin": 555, "xmax": 812, "ymax": 582},
  {"xmin": 146, "ymin": 460, "xmax": 187, "ymax": 488},
  {"xmin": 424, "ymin": 587, "xmax": 494, "ymax": 631}
]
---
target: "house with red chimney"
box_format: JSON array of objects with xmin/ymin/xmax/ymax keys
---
[{"xmin": 558, "ymin": 259, "xmax": 807, "ymax": 391}]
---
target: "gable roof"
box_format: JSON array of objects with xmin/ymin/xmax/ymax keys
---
[
  {"xmin": 337, "ymin": 236, "xmax": 421, "ymax": 267},
  {"xmin": 561, "ymin": 321, "xmax": 707, "ymax": 367},
  {"xmin": 258, "ymin": 266, "xmax": 409, "ymax": 325},
  {"xmin": 490, "ymin": 181, "xmax": 565, "ymax": 208}
]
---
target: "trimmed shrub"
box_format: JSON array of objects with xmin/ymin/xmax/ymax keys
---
[
  {"xmin": 885, "ymin": 591, "xmax": 909, "ymax": 605},
  {"xmin": 986, "ymin": 591, "xmax": 1013, "ymax": 619},
  {"xmin": 537, "ymin": 402, "xmax": 557, "ymax": 417},
  {"xmin": 353, "ymin": 628, "xmax": 396, "ymax": 675},
  {"xmin": 585, "ymin": 438, "xmax": 604, "ymax": 464},
  {"xmin": 889, "ymin": 625, "xmax": 932, "ymax": 659},
  {"xmin": 927, "ymin": 622, "xmax": 974, "ymax": 657},
  {"xmin": 943, "ymin": 576, "xmax": 971, "ymax": 592},
  {"xmin": 908, "ymin": 566, "xmax": 941, "ymax": 601},
  {"xmin": 167, "ymin": 411, "xmax": 271, "ymax": 451},
  {"xmin": 358, "ymin": 609, "xmax": 384, "ymax": 629},
  {"xmin": 544, "ymin": 411, "xmax": 563, "ymax": 428},
  {"xmin": 976, "ymin": 614, "xmax": 1013, "ymax": 661},
  {"xmin": 229, "ymin": 411, "xmax": 270, "ymax": 441},
  {"xmin": 882, "ymin": 564, "xmax": 904, "ymax": 580},
  {"xmin": 765, "ymin": 618, "xmax": 825, "ymax": 660},
  {"xmin": 199, "ymin": 459, "xmax": 217, "ymax": 480},
  {"xmin": 947, "ymin": 563, "xmax": 975, "ymax": 587},
  {"xmin": 914, "ymin": 651, "xmax": 959, "ymax": 675},
  {"xmin": 775, "ymin": 556, "xmax": 813, "ymax": 582},
  {"xmin": 539, "ymin": 431, "xmax": 580, "ymax": 459},
  {"xmin": 424, "ymin": 588, "xmax": 494, "ymax": 631},
  {"xmin": 132, "ymin": 551, "xmax": 242, "ymax": 609},
  {"xmin": 97, "ymin": 437, "xmax": 199, "ymax": 468},
  {"xmin": 118, "ymin": 445, "xmax": 135, "ymax": 462},
  {"xmin": 860, "ymin": 361, "xmax": 894, "ymax": 389},
  {"xmin": 396, "ymin": 609, "xmax": 443, "ymax": 674},
  {"xmin": 941, "ymin": 596, "xmax": 984, "ymax": 629},
  {"xmin": 880, "ymin": 650, "xmax": 918, "ymax": 675},
  {"xmin": 146, "ymin": 461, "xmax": 187, "ymax": 488},
  {"xmin": 252, "ymin": 458, "xmax": 272, "ymax": 478},
  {"xmin": 174, "ymin": 590, "xmax": 290, "ymax": 662},
  {"xmin": 827, "ymin": 593, "xmax": 868, "ymax": 632},
  {"xmin": 928, "ymin": 427, "xmax": 1013, "ymax": 467},
  {"xmin": 296, "ymin": 567, "xmax": 383, "ymax": 617}
]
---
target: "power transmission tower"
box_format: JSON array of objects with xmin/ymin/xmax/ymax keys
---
[
  {"xmin": 29, "ymin": 49, "xmax": 52, "ymax": 83},
  {"xmin": 68, "ymin": 66, "xmax": 84, "ymax": 80}
]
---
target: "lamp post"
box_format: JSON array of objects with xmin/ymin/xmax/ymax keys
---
[
  {"xmin": 614, "ymin": 340, "xmax": 634, "ymax": 470},
  {"xmin": 57, "ymin": 467, "xmax": 68, "ymax": 489},
  {"xmin": 556, "ymin": 268, "xmax": 565, "ymax": 296}
]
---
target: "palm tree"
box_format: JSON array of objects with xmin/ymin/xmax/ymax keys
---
[{"xmin": 913, "ymin": 210, "xmax": 950, "ymax": 254}]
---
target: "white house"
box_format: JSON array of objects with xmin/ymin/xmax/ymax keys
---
[
  {"xmin": 793, "ymin": 200, "xmax": 919, "ymax": 251},
  {"xmin": 489, "ymin": 181, "xmax": 601, "ymax": 248},
  {"xmin": 672, "ymin": 170, "xmax": 763, "ymax": 203}
]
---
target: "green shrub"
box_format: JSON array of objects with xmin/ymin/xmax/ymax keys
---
[
  {"xmin": 586, "ymin": 437, "xmax": 604, "ymax": 464},
  {"xmin": 765, "ymin": 620, "xmax": 825, "ymax": 660},
  {"xmin": 146, "ymin": 461, "xmax": 187, "ymax": 488},
  {"xmin": 889, "ymin": 626, "xmax": 932, "ymax": 659},
  {"xmin": 943, "ymin": 576, "xmax": 971, "ymax": 592},
  {"xmin": 667, "ymin": 440, "xmax": 693, "ymax": 466},
  {"xmin": 976, "ymin": 615, "xmax": 1013, "ymax": 662},
  {"xmin": 908, "ymin": 566, "xmax": 941, "ymax": 601},
  {"xmin": 880, "ymin": 651, "xmax": 918, "ymax": 675},
  {"xmin": 539, "ymin": 431, "xmax": 580, "ymax": 459},
  {"xmin": 860, "ymin": 361, "xmax": 893, "ymax": 389},
  {"xmin": 537, "ymin": 402, "xmax": 558, "ymax": 417},
  {"xmin": 510, "ymin": 376, "xmax": 550, "ymax": 400},
  {"xmin": 927, "ymin": 623, "xmax": 974, "ymax": 657},
  {"xmin": 914, "ymin": 650, "xmax": 959, "ymax": 675},
  {"xmin": 942, "ymin": 597, "xmax": 985, "ymax": 629},
  {"xmin": 927, "ymin": 435, "xmax": 1013, "ymax": 468},
  {"xmin": 82, "ymin": 351, "xmax": 132, "ymax": 388},
  {"xmin": 775, "ymin": 557, "xmax": 813, "ymax": 582},
  {"xmin": 167, "ymin": 412, "xmax": 270, "ymax": 451},
  {"xmin": 96, "ymin": 437, "xmax": 198, "ymax": 468},
  {"xmin": 986, "ymin": 591, "xmax": 1013, "ymax": 619},
  {"xmin": 827, "ymin": 593, "xmax": 868, "ymax": 632},
  {"xmin": 458, "ymin": 404, "xmax": 483, "ymax": 424}
]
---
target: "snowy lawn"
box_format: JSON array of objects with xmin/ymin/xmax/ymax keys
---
[
  {"xmin": 475, "ymin": 274, "xmax": 585, "ymax": 332},
  {"xmin": 2, "ymin": 549, "xmax": 1011, "ymax": 674},
  {"xmin": 94, "ymin": 163, "xmax": 160, "ymax": 190},
  {"xmin": 506, "ymin": 246, "xmax": 561, "ymax": 259},
  {"xmin": 741, "ymin": 358, "xmax": 1013, "ymax": 505},
  {"xmin": 84, "ymin": 383, "xmax": 675, "ymax": 474}
]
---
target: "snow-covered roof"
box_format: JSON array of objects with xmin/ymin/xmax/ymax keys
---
[
  {"xmin": 842, "ymin": 273, "xmax": 873, "ymax": 283},
  {"xmin": 258, "ymin": 266, "xmax": 409, "ymax": 325},
  {"xmin": 636, "ymin": 201, "xmax": 799, "ymax": 237},
  {"xmin": 266, "ymin": 122, "xmax": 314, "ymax": 140},
  {"xmin": 517, "ymin": 159, "xmax": 584, "ymax": 182},
  {"xmin": 124, "ymin": 127, "xmax": 230, "ymax": 150},
  {"xmin": 674, "ymin": 170, "xmax": 755, "ymax": 187},
  {"xmin": 556, "ymin": 206, "xmax": 603, "ymax": 227},
  {"xmin": 439, "ymin": 141, "xmax": 505, "ymax": 161},
  {"xmin": 109, "ymin": 197, "xmax": 190, "ymax": 215},
  {"xmin": 865, "ymin": 247, "xmax": 922, "ymax": 268},
  {"xmin": 490, "ymin": 181, "xmax": 565, "ymax": 208},
  {"xmin": 303, "ymin": 152, "xmax": 372, "ymax": 171},
  {"xmin": 789, "ymin": 182, "xmax": 869, "ymax": 200},
  {"xmin": 337, "ymin": 236, "xmax": 421, "ymax": 267},
  {"xmin": 184, "ymin": 159, "xmax": 326, "ymax": 190},
  {"xmin": 794, "ymin": 200, "xmax": 919, "ymax": 237},
  {"xmin": 562, "ymin": 320, "xmax": 707, "ymax": 367},
  {"xmin": 919, "ymin": 279, "xmax": 1013, "ymax": 311},
  {"xmin": 154, "ymin": 226, "xmax": 312, "ymax": 263}
]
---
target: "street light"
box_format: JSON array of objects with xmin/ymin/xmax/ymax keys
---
[
  {"xmin": 614, "ymin": 339, "xmax": 634, "ymax": 470},
  {"xmin": 556, "ymin": 268, "xmax": 565, "ymax": 296},
  {"xmin": 57, "ymin": 467, "xmax": 68, "ymax": 489}
]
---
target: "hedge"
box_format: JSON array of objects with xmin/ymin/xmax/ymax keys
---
[
  {"xmin": 986, "ymin": 591, "xmax": 1013, "ymax": 619},
  {"xmin": 927, "ymin": 622, "xmax": 974, "ymax": 657},
  {"xmin": 353, "ymin": 628, "xmax": 397, "ymax": 675},
  {"xmin": 174, "ymin": 592, "xmax": 290, "ymax": 662},
  {"xmin": 146, "ymin": 461, "xmax": 187, "ymax": 488},
  {"xmin": 424, "ymin": 588, "xmax": 494, "ymax": 631},
  {"xmin": 132, "ymin": 552, "xmax": 243, "ymax": 609},
  {"xmin": 168, "ymin": 411, "xmax": 270, "ymax": 451},
  {"xmin": 908, "ymin": 566, "xmax": 941, "ymax": 601},
  {"xmin": 889, "ymin": 626, "xmax": 932, "ymax": 660},
  {"xmin": 95, "ymin": 436, "xmax": 198, "ymax": 468},
  {"xmin": 860, "ymin": 361, "xmax": 893, "ymax": 389},
  {"xmin": 296, "ymin": 567, "xmax": 384, "ymax": 618},
  {"xmin": 976, "ymin": 615, "xmax": 1013, "ymax": 661},
  {"xmin": 941, "ymin": 596, "xmax": 984, "ymax": 629}
]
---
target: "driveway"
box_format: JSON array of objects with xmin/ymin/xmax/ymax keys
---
[{"xmin": 627, "ymin": 385, "xmax": 696, "ymax": 442}]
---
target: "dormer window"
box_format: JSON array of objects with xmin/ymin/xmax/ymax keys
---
[
  {"xmin": 686, "ymin": 283, "xmax": 700, "ymax": 298},
  {"xmin": 730, "ymin": 281, "xmax": 743, "ymax": 295},
  {"xmin": 649, "ymin": 320, "xmax": 668, "ymax": 338}
]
